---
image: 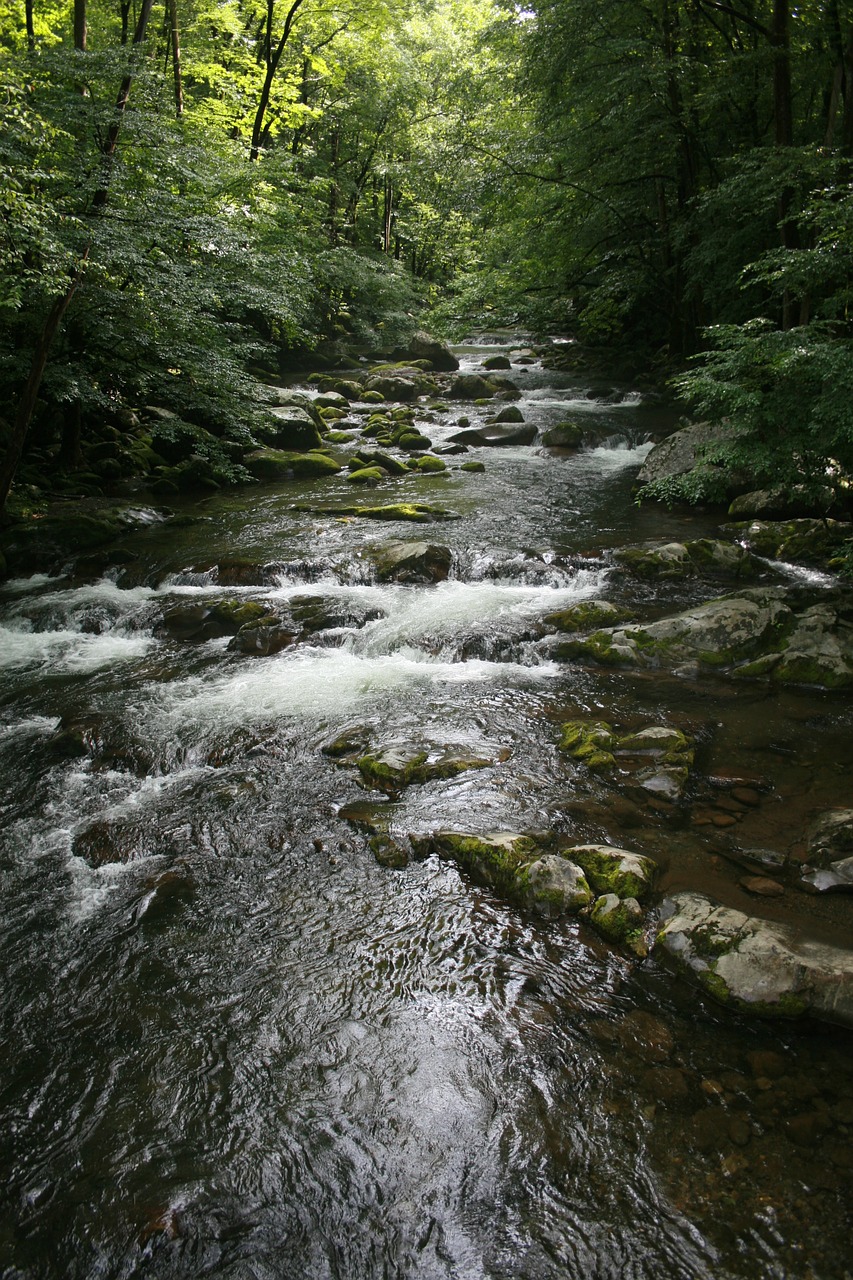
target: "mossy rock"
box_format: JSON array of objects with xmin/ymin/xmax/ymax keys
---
[
  {"xmin": 545, "ymin": 600, "xmax": 630, "ymax": 633},
  {"xmin": 524, "ymin": 853, "xmax": 593, "ymax": 917},
  {"xmin": 347, "ymin": 467, "xmax": 386, "ymax": 485},
  {"xmin": 357, "ymin": 746, "xmax": 493, "ymax": 794},
  {"xmin": 542, "ymin": 423, "xmax": 584, "ymax": 449},
  {"xmin": 397, "ymin": 432, "xmax": 433, "ymax": 450},
  {"xmin": 559, "ymin": 720, "xmax": 617, "ymax": 772},
  {"xmin": 414, "ymin": 831, "xmax": 541, "ymax": 900},
  {"xmin": 163, "ymin": 598, "xmax": 275, "ymax": 643},
  {"xmin": 567, "ymin": 844, "xmax": 658, "ymax": 901},
  {"xmin": 361, "ymin": 390, "xmax": 386, "ymax": 403},
  {"xmin": 245, "ymin": 449, "xmax": 342, "ymax": 481},
  {"xmin": 325, "ymin": 431, "xmax": 357, "ymax": 444},
  {"xmin": 459, "ymin": 461, "xmax": 485, "ymax": 473},
  {"xmin": 414, "ymin": 455, "xmax": 447, "ymax": 473},
  {"xmin": 589, "ymin": 893, "xmax": 646, "ymax": 952}
]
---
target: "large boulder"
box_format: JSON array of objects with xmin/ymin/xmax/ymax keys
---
[
  {"xmin": 449, "ymin": 374, "xmax": 498, "ymax": 399},
  {"xmin": 555, "ymin": 586, "xmax": 853, "ymax": 689},
  {"xmin": 394, "ymin": 332, "xmax": 459, "ymax": 372},
  {"xmin": 372, "ymin": 541, "xmax": 452, "ymax": 583},
  {"xmin": 447, "ymin": 424, "xmax": 537, "ymax": 448},
  {"xmin": 655, "ymin": 891, "xmax": 853, "ymax": 1027},
  {"xmin": 245, "ymin": 449, "xmax": 342, "ymax": 481},
  {"xmin": 720, "ymin": 518, "xmax": 853, "ymax": 568},
  {"xmin": 636, "ymin": 420, "xmax": 741, "ymax": 497},
  {"xmin": 565, "ymin": 843, "xmax": 658, "ymax": 900},
  {"xmin": 612, "ymin": 538, "xmax": 761, "ymax": 582}
]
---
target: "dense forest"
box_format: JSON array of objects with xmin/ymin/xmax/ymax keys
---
[{"xmin": 2, "ymin": 0, "xmax": 853, "ymax": 523}]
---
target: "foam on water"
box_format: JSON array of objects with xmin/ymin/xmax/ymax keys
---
[{"xmin": 0, "ymin": 623, "xmax": 154, "ymax": 673}]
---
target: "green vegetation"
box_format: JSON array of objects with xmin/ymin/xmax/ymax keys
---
[{"xmin": 2, "ymin": 0, "xmax": 853, "ymax": 519}]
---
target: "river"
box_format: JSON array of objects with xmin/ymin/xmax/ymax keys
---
[{"xmin": 1, "ymin": 338, "xmax": 851, "ymax": 1279}]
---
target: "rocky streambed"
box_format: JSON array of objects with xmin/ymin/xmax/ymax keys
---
[{"xmin": 0, "ymin": 337, "xmax": 851, "ymax": 1279}]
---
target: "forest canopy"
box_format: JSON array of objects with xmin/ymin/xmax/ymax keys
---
[{"xmin": 2, "ymin": 0, "xmax": 852, "ymax": 515}]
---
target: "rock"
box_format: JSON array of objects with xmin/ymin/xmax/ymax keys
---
[
  {"xmin": 245, "ymin": 449, "xmax": 342, "ymax": 481},
  {"xmin": 228, "ymin": 620, "xmax": 297, "ymax": 655},
  {"xmin": 356, "ymin": 745, "xmax": 495, "ymax": 793},
  {"xmin": 654, "ymin": 890, "xmax": 853, "ymax": 1027},
  {"xmin": 162, "ymin": 599, "xmax": 273, "ymax": 643},
  {"xmin": 590, "ymin": 893, "xmax": 646, "ymax": 951},
  {"xmin": 357, "ymin": 450, "xmax": 410, "ymax": 477},
  {"xmin": 365, "ymin": 376, "xmax": 418, "ymax": 402},
  {"xmin": 559, "ymin": 720, "xmax": 693, "ymax": 796},
  {"xmin": 801, "ymin": 810, "xmax": 853, "ymax": 892},
  {"xmin": 372, "ymin": 541, "xmax": 452, "ymax": 584},
  {"xmin": 566, "ymin": 844, "xmax": 658, "ymax": 900},
  {"xmin": 613, "ymin": 539, "xmax": 760, "ymax": 582},
  {"xmin": 612, "ymin": 1010, "xmax": 674, "ymax": 1063},
  {"xmin": 293, "ymin": 502, "xmax": 459, "ymax": 523},
  {"xmin": 739, "ymin": 876, "xmax": 785, "ymax": 897},
  {"xmin": 262, "ymin": 404, "xmax": 324, "ymax": 450},
  {"xmin": 396, "ymin": 432, "xmax": 433, "ymax": 451},
  {"xmin": 555, "ymin": 586, "xmax": 853, "ymax": 687},
  {"xmin": 636, "ymin": 420, "xmax": 741, "ymax": 496},
  {"xmin": 322, "ymin": 726, "xmax": 371, "ymax": 759},
  {"xmin": 414, "ymin": 455, "xmax": 447, "ymax": 473},
  {"xmin": 449, "ymin": 374, "xmax": 498, "ymax": 399},
  {"xmin": 482, "ymin": 355, "xmax": 511, "ymax": 370},
  {"xmin": 559, "ymin": 720, "xmax": 618, "ymax": 772},
  {"xmin": 459, "ymin": 461, "xmax": 485, "ymax": 473},
  {"xmin": 412, "ymin": 831, "xmax": 591, "ymax": 915},
  {"xmin": 525, "ymin": 854, "xmax": 594, "ymax": 917},
  {"xmin": 314, "ymin": 392, "xmax": 349, "ymax": 410},
  {"xmin": 720, "ymin": 518, "xmax": 853, "ymax": 568},
  {"xmin": 395, "ymin": 331, "xmax": 459, "ymax": 372},
  {"xmin": 480, "ymin": 425, "xmax": 538, "ymax": 447},
  {"xmin": 347, "ymin": 466, "xmax": 385, "ymax": 485},
  {"xmin": 542, "ymin": 423, "xmax": 585, "ymax": 449},
  {"xmin": 546, "ymin": 599, "xmax": 631, "ymax": 633},
  {"xmin": 491, "ymin": 405, "xmax": 524, "ymax": 424},
  {"xmin": 727, "ymin": 486, "xmax": 835, "ymax": 520}
]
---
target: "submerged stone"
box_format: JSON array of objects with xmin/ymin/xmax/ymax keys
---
[
  {"xmin": 372, "ymin": 541, "xmax": 452, "ymax": 584},
  {"xmin": 356, "ymin": 745, "xmax": 495, "ymax": 793}
]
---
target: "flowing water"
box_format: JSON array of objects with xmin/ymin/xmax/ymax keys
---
[{"xmin": 1, "ymin": 340, "xmax": 851, "ymax": 1279}]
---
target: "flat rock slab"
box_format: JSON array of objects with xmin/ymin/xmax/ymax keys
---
[{"xmin": 655, "ymin": 890, "xmax": 853, "ymax": 1028}]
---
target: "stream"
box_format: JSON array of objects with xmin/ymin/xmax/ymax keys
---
[{"xmin": 1, "ymin": 338, "xmax": 851, "ymax": 1279}]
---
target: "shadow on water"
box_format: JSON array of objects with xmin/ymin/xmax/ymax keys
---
[{"xmin": 0, "ymin": 337, "xmax": 850, "ymax": 1279}]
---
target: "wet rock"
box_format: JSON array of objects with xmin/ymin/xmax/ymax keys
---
[
  {"xmin": 542, "ymin": 423, "xmax": 584, "ymax": 449},
  {"xmin": 372, "ymin": 541, "xmax": 452, "ymax": 584},
  {"xmin": 459, "ymin": 461, "xmax": 485, "ymax": 473},
  {"xmin": 491, "ymin": 405, "xmax": 525, "ymax": 424},
  {"xmin": 557, "ymin": 586, "xmax": 853, "ymax": 690},
  {"xmin": 364, "ymin": 375, "xmax": 419, "ymax": 402},
  {"xmin": 293, "ymin": 502, "xmax": 459, "ymax": 523},
  {"xmin": 162, "ymin": 599, "xmax": 274, "ymax": 643},
  {"xmin": 135, "ymin": 869, "xmax": 196, "ymax": 924},
  {"xmin": 347, "ymin": 466, "xmax": 385, "ymax": 485},
  {"xmin": 228, "ymin": 619, "xmax": 297, "ymax": 655},
  {"xmin": 641, "ymin": 1066, "xmax": 690, "ymax": 1106},
  {"xmin": 655, "ymin": 891, "xmax": 853, "ymax": 1027},
  {"xmin": 323, "ymin": 727, "xmax": 371, "ymax": 759},
  {"xmin": 546, "ymin": 600, "xmax": 631, "ymax": 633},
  {"xmin": 357, "ymin": 450, "xmax": 411, "ymax": 477},
  {"xmin": 261, "ymin": 403, "xmax": 324, "ymax": 449},
  {"xmin": 721, "ymin": 517, "xmax": 853, "ymax": 568},
  {"xmin": 524, "ymin": 853, "xmax": 594, "ymax": 917},
  {"xmin": 784, "ymin": 1111, "xmax": 831, "ymax": 1148},
  {"xmin": 414, "ymin": 455, "xmax": 447, "ymax": 473},
  {"xmin": 807, "ymin": 809, "xmax": 853, "ymax": 863},
  {"xmin": 740, "ymin": 876, "xmax": 785, "ymax": 897},
  {"xmin": 746, "ymin": 1050, "xmax": 787, "ymax": 1079},
  {"xmin": 482, "ymin": 355, "xmax": 511, "ymax": 370},
  {"xmin": 589, "ymin": 893, "xmax": 646, "ymax": 951},
  {"xmin": 73, "ymin": 819, "xmax": 142, "ymax": 866},
  {"xmin": 449, "ymin": 374, "xmax": 498, "ymax": 399},
  {"xmin": 727, "ymin": 486, "xmax": 835, "ymax": 520},
  {"xmin": 412, "ymin": 831, "xmax": 591, "ymax": 916},
  {"xmin": 567, "ymin": 844, "xmax": 658, "ymax": 900},
  {"xmin": 245, "ymin": 449, "xmax": 342, "ymax": 481},
  {"xmin": 613, "ymin": 538, "xmax": 760, "ymax": 582},
  {"xmin": 613, "ymin": 1010, "xmax": 675, "ymax": 1063},
  {"xmin": 356, "ymin": 745, "xmax": 496, "ymax": 794},
  {"xmin": 369, "ymin": 832, "xmax": 409, "ymax": 868},
  {"xmin": 559, "ymin": 719, "xmax": 694, "ymax": 801}
]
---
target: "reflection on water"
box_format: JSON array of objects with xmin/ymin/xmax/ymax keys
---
[{"xmin": 0, "ymin": 340, "xmax": 850, "ymax": 1279}]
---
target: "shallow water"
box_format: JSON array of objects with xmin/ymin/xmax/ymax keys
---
[{"xmin": 1, "ymin": 342, "xmax": 851, "ymax": 1279}]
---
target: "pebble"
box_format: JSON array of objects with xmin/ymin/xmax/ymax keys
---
[
  {"xmin": 785, "ymin": 1112, "xmax": 830, "ymax": 1147},
  {"xmin": 716, "ymin": 796, "xmax": 748, "ymax": 814},
  {"xmin": 728, "ymin": 1118, "xmax": 752, "ymax": 1146},
  {"xmin": 740, "ymin": 875, "xmax": 785, "ymax": 897},
  {"xmin": 732, "ymin": 786, "xmax": 762, "ymax": 806},
  {"xmin": 711, "ymin": 813, "xmax": 738, "ymax": 827},
  {"xmin": 746, "ymin": 1050, "xmax": 787, "ymax": 1079}
]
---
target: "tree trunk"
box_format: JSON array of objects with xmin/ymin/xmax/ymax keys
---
[
  {"xmin": 1, "ymin": 0, "xmax": 155, "ymax": 518},
  {"xmin": 74, "ymin": 0, "xmax": 87, "ymax": 51},
  {"xmin": 25, "ymin": 0, "xmax": 35, "ymax": 50},
  {"xmin": 167, "ymin": 0, "xmax": 184, "ymax": 117},
  {"xmin": 0, "ymin": 261, "xmax": 87, "ymax": 517},
  {"xmin": 249, "ymin": 0, "xmax": 306, "ymax": 161},
  {"xmin": 383, "ymin": 176, "xmax": 393, "ymax": 254}
]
